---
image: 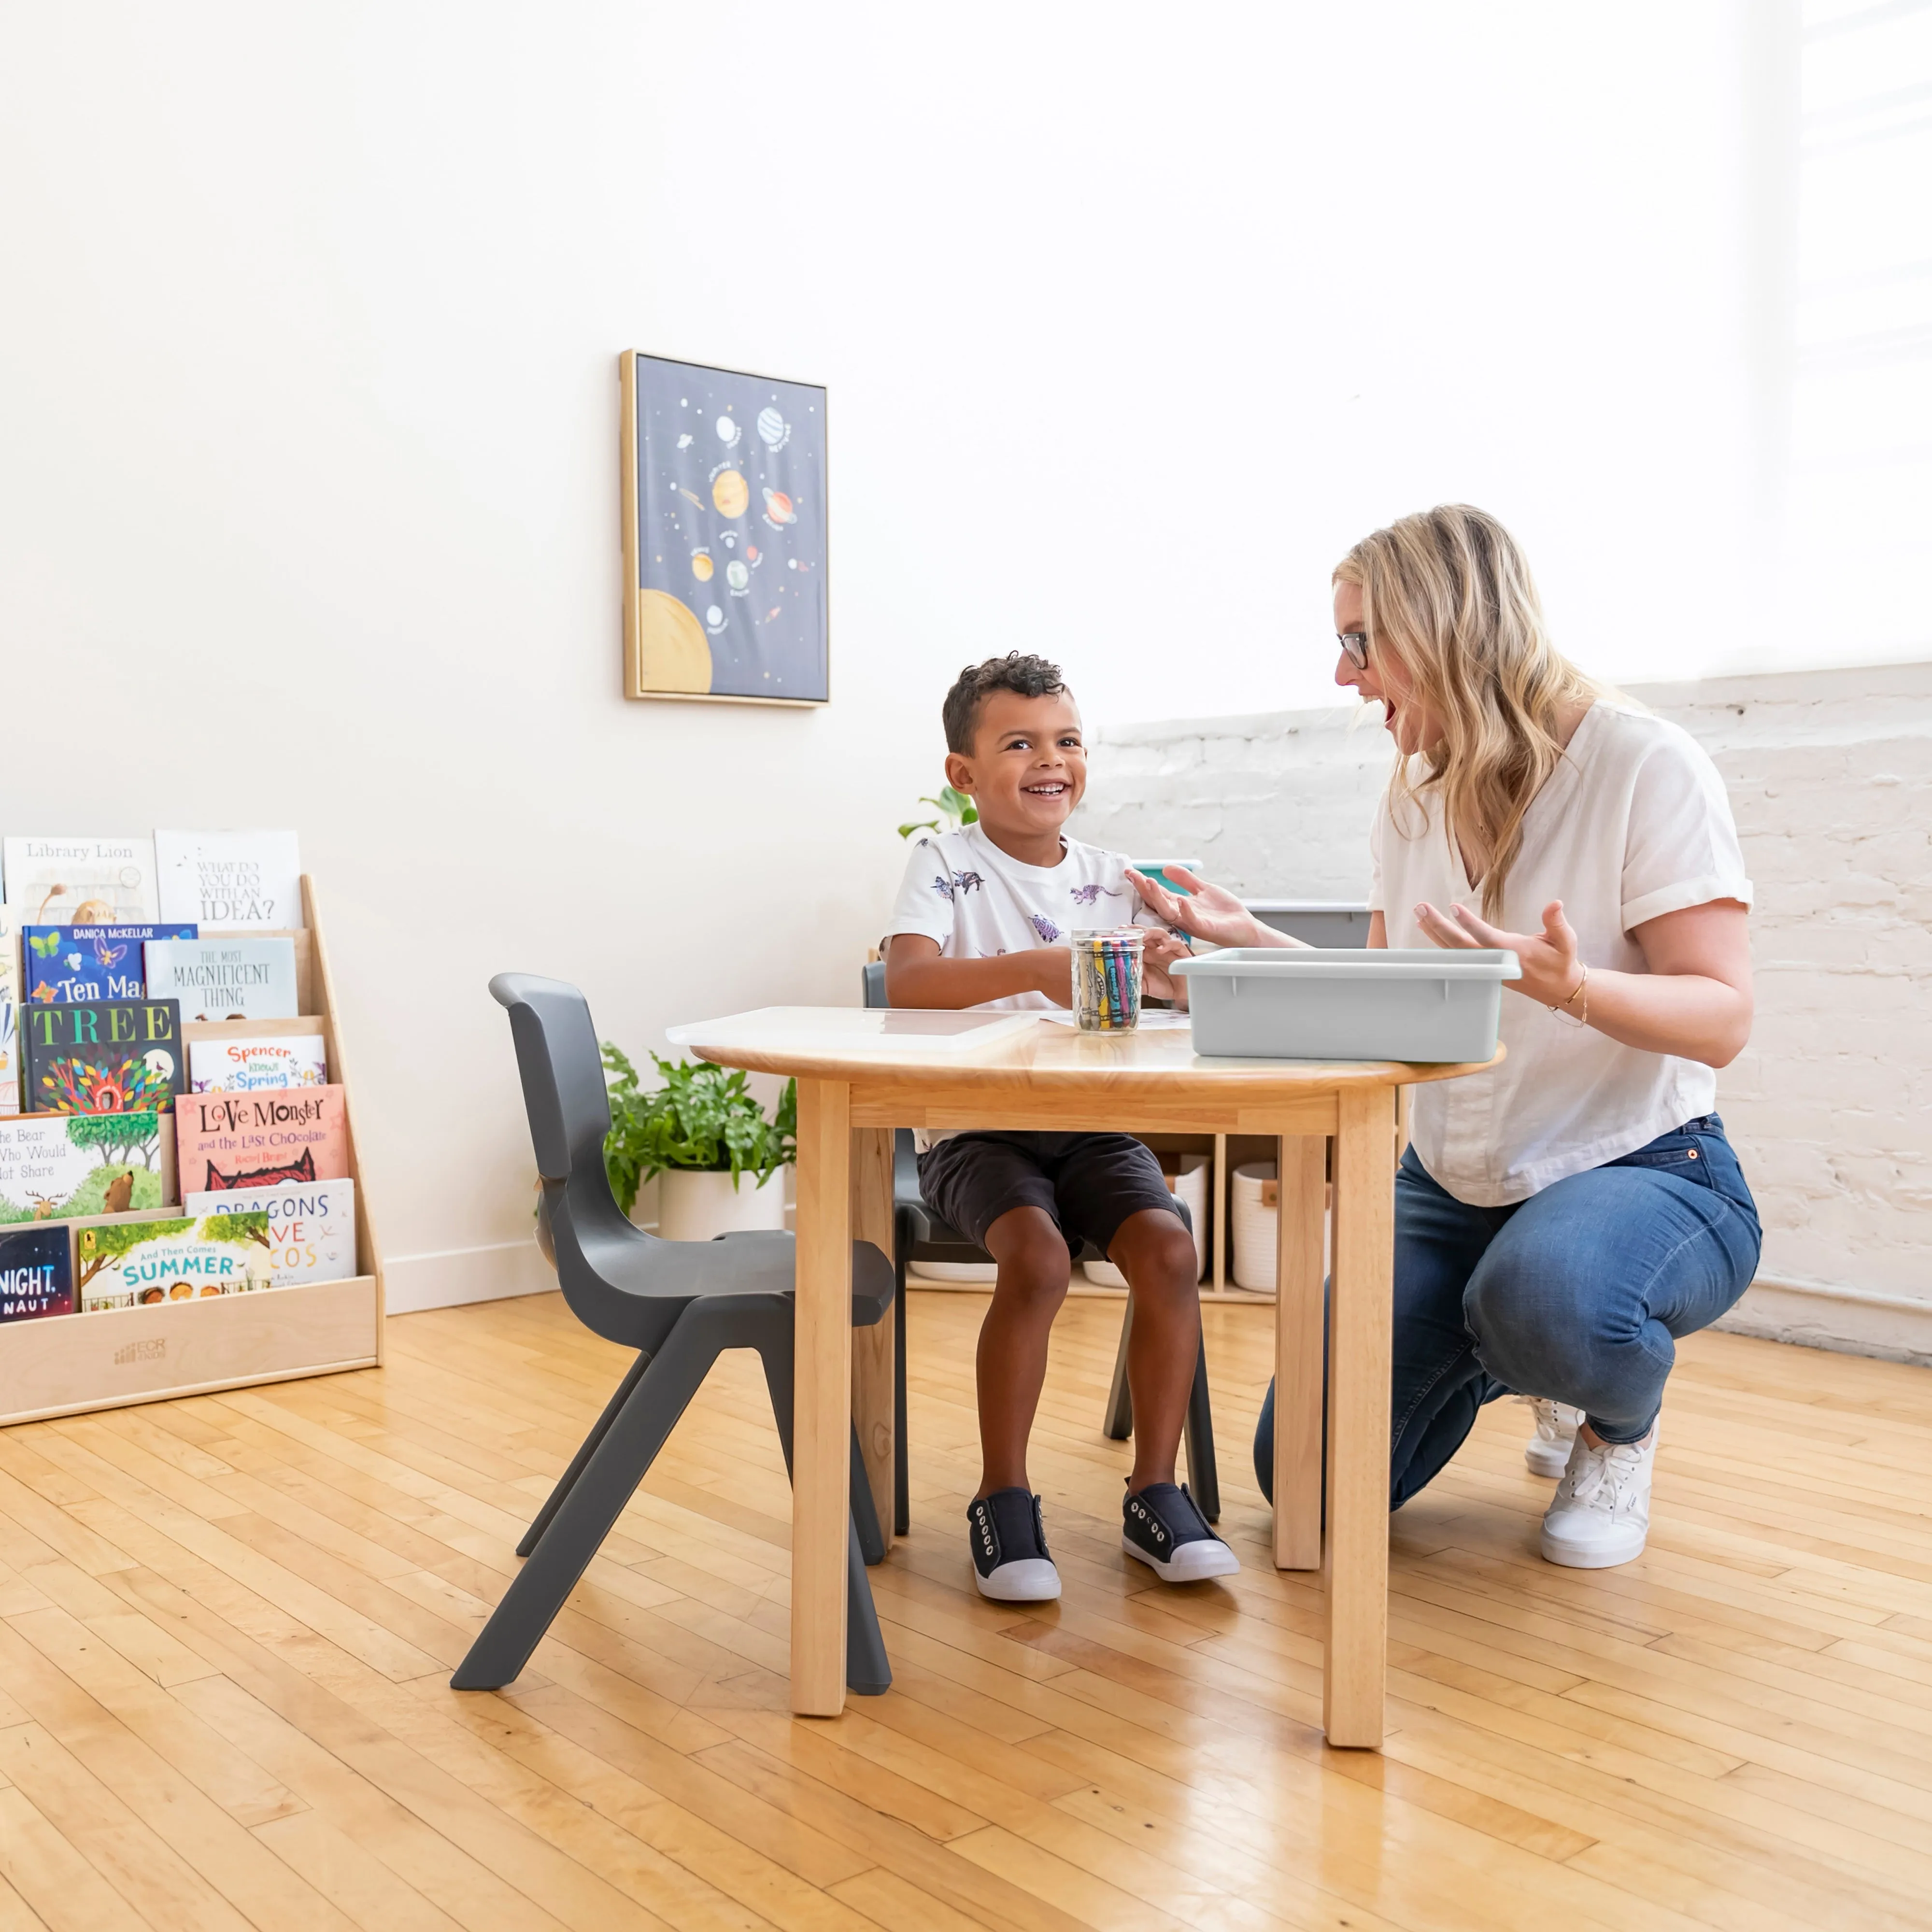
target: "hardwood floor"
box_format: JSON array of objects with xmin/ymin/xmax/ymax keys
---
[{"xmin": 2, "ymin": 1290, "xmax": 1931, "ymax": 1931}]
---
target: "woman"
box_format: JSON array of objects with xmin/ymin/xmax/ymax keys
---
[{"xmin": 1133, "ymin": 505, "xmax": 1760, "ymax": 1568}]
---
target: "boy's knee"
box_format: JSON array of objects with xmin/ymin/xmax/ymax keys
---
[
  {"xmin": 1110, "ymin": 1210, "xmax": 1199, "ymax": 1298},
  {"xmin": 986, "ymin": 1210, "xmax": 1072, "ymax": 1300}
]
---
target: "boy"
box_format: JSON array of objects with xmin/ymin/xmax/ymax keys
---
[{"xmin": 886, "ymin": 651, "xmax": 1238, "ymax": 1599}]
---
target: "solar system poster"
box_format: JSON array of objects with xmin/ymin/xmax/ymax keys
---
[{"xmin": 621, "ymin": 350, "xmax": 828, "ymax": 705}]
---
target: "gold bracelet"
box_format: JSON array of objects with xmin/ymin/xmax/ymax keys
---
[{"xmin": 1549, "ymin": 962, "xmax": 1589, "ymax": 1027}]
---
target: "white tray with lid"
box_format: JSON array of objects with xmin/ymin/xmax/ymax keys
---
[{"xmin": 1170, "ymin": 948, "xmax": 1520, "ymax": 1062}]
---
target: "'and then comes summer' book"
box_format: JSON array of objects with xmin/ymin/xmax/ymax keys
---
[{"xmin": 75, "ymin": 1212, "xmax": 274, "ymax": 1311}]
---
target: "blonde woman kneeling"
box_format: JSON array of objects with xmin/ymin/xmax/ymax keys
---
[{"xmin": 1134, "ymin": 505, "xmax": 1761, "ymax": 1569}]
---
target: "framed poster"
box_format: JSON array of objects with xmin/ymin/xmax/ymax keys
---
[{"xmin": 621, "ymin": 351, "xmax": 828, "ymax": 705}]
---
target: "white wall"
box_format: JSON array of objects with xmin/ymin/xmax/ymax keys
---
[{"xmin": 0, "ymin": 3, "xmax": 1872, "ymax": 1310}]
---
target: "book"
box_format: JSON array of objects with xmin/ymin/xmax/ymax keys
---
[
  {"xmin": 0, "ymin": 906, "xmax": 18, "ymax": 1114},
  {"xmin": 185, "ymin": 1178, "xmax": 356, "ymax": 1285},
  {"xmin": 74, "ymin": 1211, "xmax": 273, "ymax": 1310},
  {"xmin": 173, "ymin": 1085, "xmax": 349, "ymax": 1194},
  {"xmin": 0, "ymin": 1112, "xmax": 167, "ymax": 1222},
  {"xmin": 19, "ymin": 999, "xmax": 184, "ymax": 1114},
  {"xmin": 19, "ymin": 924, "xmax": 198, "ymax": 1004},
  {"xmin": 0, "ymin": 1225, "xmax": 74, "ymax": 1321},
  {"xmin": 154, "ymin": 831, "xmax": 303, "ymax": 928},
  {"xmin": 0, "ymin": 837, "xmax": 158, "ymax": 923},
  {"xmin": 143, "ymin": 937, "xmax": 298, "ymax": 1022},
  {"xmin": 189, "ymin": 1031, "xmax": 328, "ymax": 1093}
]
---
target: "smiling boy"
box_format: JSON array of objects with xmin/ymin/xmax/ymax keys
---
[{"xmin": 886, "ymin": 651, "xmax": 1237, "ymax": 1600}]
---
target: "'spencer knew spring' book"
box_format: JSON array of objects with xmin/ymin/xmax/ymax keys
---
[
  {"xmin": 154, "ymin": 831, "xmax": 302, "ymax": 929},
  {"xmin": 19, "ymin": 999, "xmax": 184, "ymax": 1114},
  {"xmin": 19, "ymin": 924, "xmax": 199, "ymax": 1004},
  {"xmin": 75, "ymin": 1211, "xmax": 273, "ymax": 1311},
  {"xmin": 0, "ymin": 837, "xmax": 158, "ymax": 923},
  {"xmin": 185, "ymin": 1179, "xmax": 356, "ymax": 1285},
  {"xmin": 143, "ymin": 938, "xmax": 299, "ymax": 1022},
  {"xmin": 173, "ymin": 1086, "xmax": 349, "ymax": 1195},
  {"xmin": 0, "ymin": 1225, "xmax": 74, "ymax": 1321},
  {"xmin": 189, "ymin": 1031, "xmax": 328, "ymax": 1093},
  {"xmin": 0, "ymin": 1112, "xmax": 167, "ymax": 1222}
]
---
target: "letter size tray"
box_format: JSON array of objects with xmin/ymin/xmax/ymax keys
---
[{"xmin": 1170, "ymin": 948, "xmax": 1520, "ymax": 1062}]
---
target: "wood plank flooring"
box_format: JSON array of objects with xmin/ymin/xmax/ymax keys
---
[{"xmin": 2, "ymin": 1290, "xmax": 1930, "ymax": 1930}]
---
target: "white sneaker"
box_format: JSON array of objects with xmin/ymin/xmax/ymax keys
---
[
  {"xmin": 1540, "ymin": 1424, "xmax": 1656, "ymax": 1569},
  {"xmin": 1520, "ymin": 1396, "xmax": 1584, "ymax": 1477}
]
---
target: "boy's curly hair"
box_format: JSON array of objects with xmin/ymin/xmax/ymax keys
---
[{"xmin": 941, "ymin": 652, "xmax": 1070, "ymax": 754}]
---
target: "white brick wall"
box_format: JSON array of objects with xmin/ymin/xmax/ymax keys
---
[{"xmin": 1077, "ymin": 663, "xmax": 1932, "ymax": 1362}]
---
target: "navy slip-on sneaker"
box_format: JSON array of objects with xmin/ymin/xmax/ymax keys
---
[
  {"xmin": 967, "ymin": 1488, "xmax": 1061, "ymax": 1601},
  {"xmin": 1123, "ymin": 1480, "xmax": 1240, "ymax": 1583}
]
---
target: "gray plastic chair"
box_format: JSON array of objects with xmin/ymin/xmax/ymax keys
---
[
  {"xmin": 861, "ymin": 961, "xmax": 1219, "ymax": 1525},
  {"xmin": 450, "ymin": 973, "xmax": 894, "ymax": 1696}
]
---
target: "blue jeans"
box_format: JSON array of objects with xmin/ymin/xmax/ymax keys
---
[{"xmin": 1252, "ymin": 1116, "xmax": 1762, "ymax": 1508}]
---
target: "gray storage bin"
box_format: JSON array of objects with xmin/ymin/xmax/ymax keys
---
[
  {"xmin": 1171, "ymin": 948, "xmax": 1520, "ymax": 1062},
  {"xmin": 1245, "ymin": 900, "xmax": 1373, "ymax": 948}
]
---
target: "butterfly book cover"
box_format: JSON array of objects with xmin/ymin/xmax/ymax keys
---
[
  {"xmin": 0, "ymin": 907, "xmax": 18, "ymax": 1116},
  {"xmin": 0, "ymin": 1112, "xmax": 167, "ymax": 1222},
  {"xmin": 75, "ymin": 1210, "xmax": 273, "ymax": 1311},
  {"xmin": 0, "ymin": 1225, "xmax": 74, "ymax": 1321},
  {"xmin": 143, "ymin": 937, "xmax": 299, "ymax": 1022},
  {"xmin": 189, "ymin": 1032, "xmax": 328, "ymax": 1093},
  {"xmin": 173, "ymin": 1085, "xmax": 349, "ymax": 1195},
  {"xmin": 154, "ymin": 831, "xmax": 303, "ymax": 929},
  {"xmin": 21, "ymin": 924, "xmax": 198, "ymax": 1004},
  {"xmin": 19, "ymin": 999, "xmax": 184, "ymax": 1114},
  {"xmin": 0, "ymin": 837, "xmax": 158, "ymax": 924},
  {"xmin": 185, "ymin": 1178, "xmax": 356, "ymax": 1285}
]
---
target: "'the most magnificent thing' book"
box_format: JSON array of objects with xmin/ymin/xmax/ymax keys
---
[{"xmin": 19, "ymin": 999, "xmax": 184, "ymax": 1114}]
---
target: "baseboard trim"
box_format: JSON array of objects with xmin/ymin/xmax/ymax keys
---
[
  {"xmin": 1715, "ymin": 1273, "xmax": 1932, "ymax": 1367},
  {"xmin": 384, "ymin": 1238, "xmax": 555, "ymax": 1315}
]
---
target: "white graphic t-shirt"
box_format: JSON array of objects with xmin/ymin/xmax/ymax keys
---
[{"xmin": 885, "ymin": 822, "xmax": 1166, "ymax": 1010}]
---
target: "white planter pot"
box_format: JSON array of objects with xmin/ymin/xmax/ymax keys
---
[{"xmin": 655, "ymin": 1167, "xmax": 788, "ymax": 1241}]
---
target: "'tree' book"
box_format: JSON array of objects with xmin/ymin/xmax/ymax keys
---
[
  {"xmin": 0, "ymin": 1225, "xmax": 73, "ymax": 1321},
  {"xmin": 0, "ymin": 837, "xmax": 158, "ymax": 924},
  {"xmin": 0, "ymin": 1112, "xmax": 167, "ymax": 1221},
  {"xmin": 75, "ymin": 1211, "xmax": 273, "ymax": 1311},
  {"xmin": 19, "ymin": 999, "xmax": 184, "ymax": 1114},
  {"xmin": 185, "ymin": 1178, "xmax": 356, "ymax": 1285},
  {"xmin": 143, "ymin": 937, "xmax": 299, "ymax": 1022},
  {"xmin": 20, "ymin": 924, "xmax": 198, "ymax": 1004},
  {"xmin": 173, "ymin": 1085, "xmax": 350, "ymax": 1195},
  {"xmin": 154, "ymin": 830, "xmax": 303, "ymax": 928},
  {"xmin": 189, "ymin": 1031, "xmax": 328, "ymax": 1093}
]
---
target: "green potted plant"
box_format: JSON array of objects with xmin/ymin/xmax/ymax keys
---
[{"xmin": 601, "ymin": 1046, "xmax": 796, "ymax": 1240}]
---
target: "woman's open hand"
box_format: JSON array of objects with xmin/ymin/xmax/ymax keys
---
[
  {"xmin": 1125, "ymin": 865, "xmax": 1273, "ymax": 950},
  {"xmin": 1415, "ymin": 897, "xmax": 1582, "ymax": 1009}
]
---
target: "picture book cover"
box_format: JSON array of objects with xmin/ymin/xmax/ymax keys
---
[
  {"xmin": 0, "ymin": 906, "xmax": 18, "ymax": 1115},
  {"xmin": 143, "ymin": 937, "xmax": 298, "ymax": 1022},
  {"xmin": 173, "ymin": 1085, "xmax": 349, "ymax": 1194},
  {"xmin": 75, "ymin": 1211, "xmax": 273, "ymax": 1311},
  {"xmin": 0, "ymin": 1225, "xmax": 74, "ymax": 1321},
  {"xmin": 185, "ymin": 1178, "xmax": 356, "ymax": 1285},
  {"xmin": 0, "ymin": 837, "xmax": 158, "ymax": 923},
  {"xmin": 20, "ymin": 924, "xmax": 198, "ymax": 1004},
  {"xmin": 189, "ymin": 1031, "xmax": 328, "ymax": 1093},
  {"xmin": 19, "ymin": 999, "xmax": 184, "ymax": 1114},
  {"xmin": 154, "ymin": 831, "xmax": 302, "ymax": 929},
  {"xmin": 0, "ymin": 1111, "xmax": 167, "ymax": 1222}
]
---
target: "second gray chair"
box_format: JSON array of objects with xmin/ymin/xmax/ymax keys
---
[{"xmin": 450, "ymin": 973, "xmax": 894, "ymax": 1696}]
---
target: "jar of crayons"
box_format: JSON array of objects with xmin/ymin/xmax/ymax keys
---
[{"xmin": 1070, "ymin": 928, "xmax": 1145, "ymax": 1032}]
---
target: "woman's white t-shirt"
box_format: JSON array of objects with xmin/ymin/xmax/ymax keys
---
[{"xmin": 1372, "ymin": 703, "xmax": 1752, "ymax": 1207}]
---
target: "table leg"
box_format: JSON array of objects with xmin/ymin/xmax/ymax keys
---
[
  {"xmin": 1272, "ymin": 1134, "xmax": 1327, "ymax": 1570},
  {"xmin": 1324, "ymin": 1083, "xmax": 1395, "ymax": 1747},
  {"xmin": 792, "ymin": 1078, "xmax": 852, "ymax": 1717},
  {"xmin": 850, "ymin": 1125, "xmax": 895, "ymax": 1550}
]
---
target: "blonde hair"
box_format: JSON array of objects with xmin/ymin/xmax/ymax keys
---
[{"xmin": 1336, "ymin": 505, "xmax": 1600, "ymax": 921}]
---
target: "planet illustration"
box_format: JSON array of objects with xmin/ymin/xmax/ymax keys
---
[
  {"xmin": 756, "ymin": 407, "xmax": 788, "ymax": 448},
  {"xmin": 715, "ymin": 415, "xmax": 739, "ymax": 446},
  {"xmin": 706, "ymin": 604, "xmax": 724, "ymax": 627},
  {"xmin": 712, "ymin": 469, "xmax": 749, "ymax": 517},
  {"xmin": 762, "ymin": 487, "xmax": 796, "ymax": 525},
  {"xmin": 725, "ymin": 560, "xmax": 749, "ymax": 591},
  {"xmin": 691, "ymin": 552, "xmax": 713, "ymax": 582},
  {"xmin": 634, "ymin": 590, "xmax": 711, "ymax": 694}
]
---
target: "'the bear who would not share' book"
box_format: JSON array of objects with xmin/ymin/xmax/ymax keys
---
[{"xmin": 0, "ymin": 1112, "xmax": 167, "ymax": 1222}]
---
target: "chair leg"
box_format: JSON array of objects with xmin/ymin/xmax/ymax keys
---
[
  {"xmin": 851, "ymin": 1422, "xmax": 886, "ymax": 1565},
  {"xmin": 517, "ymin": 1348, "xmax": 650, "ymax": 1557},
  {"xmin": 893, "ymin": 1222, "xmax": 910, "ymax": 1538},
  {"xmin": 1185, "ymin": 1311, "xmax": 1221, "ymax": 1522},
  {"xmin": 1103, "ymin": 1298, "xmax": 1134, "ymax": 1440},
  {"xmin": 756, "ymin": 1325, "xmax": 892, "ymax": 1696},
  {"xmin": 451, "ymin": 1315, "xmax": 715, "ymax": 1691}
]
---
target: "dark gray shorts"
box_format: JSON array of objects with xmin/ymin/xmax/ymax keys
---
[{"xmin": 915, "ymin": 1131, "xmax": 1181, "ymax": 1259}]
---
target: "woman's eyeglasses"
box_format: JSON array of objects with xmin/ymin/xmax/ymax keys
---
[{"xmin": 1338, "ymin": 632, "xmax": 1369, "ymax": 670}]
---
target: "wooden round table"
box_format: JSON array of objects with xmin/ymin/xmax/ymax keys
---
[{"xmin": 669, "ymin": 1006, "xmax": 1500, "ymax": 1747}]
